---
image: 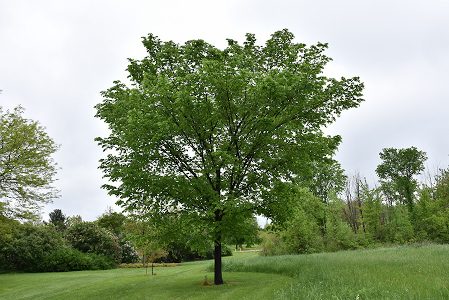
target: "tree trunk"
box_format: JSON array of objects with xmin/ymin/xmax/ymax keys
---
[
  {"xmin": 214, "ymin": 241, "xmax": 223, "ymax": 285},
  {"xmin": 214, "ymin": 209, "xmax": 224, "ymax": 285}
]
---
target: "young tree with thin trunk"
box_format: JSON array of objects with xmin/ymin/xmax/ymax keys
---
[{"xmin": 95, "ymin": 29, "xmax": 364, "ymax": 285}]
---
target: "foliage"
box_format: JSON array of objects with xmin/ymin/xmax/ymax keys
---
[
  {"xmin": 358, "ymin": 183, "xmax": 383, "ymax": 243},
  {"xmin": 65, "ymin": 214, "xmax": 83, "ymax": 227},
  {"xmin": 259, "ymin": 230, "xmax": 289, "ymax": 256},
  {"xmin": 223, "ymin": 215, "xmax": 261, "ymax": 250},
  {"xmin": 279, "ymin": 188, "xmax": 325, "ymax": 254},
  {"xmin": 257, "ymin": 163, "xmax": 449, "ymax": 255},
  {"xmin": 95, "ymin": 29, "xmax": 363, "ymax": 284},
  {"xmin": 435, "ymin": 168, "xmax": 449, "ymax": 200},
  {"xmin": 48, "ymin": 208, "xmax": 67, "ymax": 232},
  {"xmin": 119, "ymin": 237, "xmax": 140, "ymax": 263},
  {"xmin": 96, "ymin": 207, "xmax": 126, "ymax": 236},
  {"xmin": 96, "ymin": 209, "xmax": 139, "ymax": 263},
  {"xmin": 414, "ymin": 168, "xmax": 449, "ymax": 243},
  {"xmin": 260, "ymin": 187, "xmax": 363, "ymax": 255},
  {"xmin": 64, "ymin": 222, "xmax": 121, "ymax": 263},
  {"xmin": 0, "ymin": 220, "xmax": 118, "ymax": 272},
  {"xmin": 39, "ymin": 248, "xmax": 116, "ymax": 272},
  {"xmin": 1, "ymin": 223, "xmax": 67, "ymax": 272},
  {"xmin": 123, "ymin": 217, "xmax": 171, "ymax": 265},
  {"xmin": 376, "ymin": 147, "xmax": 427, "ymax": 212},
  {"xmin": 324, "ymin": 195, "xmax": 360, "ymax": 251},
  {"xmin": 386, "ymin": 205, "xmax": 415, "ymax": 244},
  {"xmin": 306, "ymin": 160, "xmax": 346, "ymax": 204},
  {"xmin": 0, "ymin": 105, "xmax": 59, "ymax": 221},
  {"xmin": 0, "ymin": 214, "xmax": 20, "ymax": 269}
]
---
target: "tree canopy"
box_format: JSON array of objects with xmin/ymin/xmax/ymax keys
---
[
  {"xmin": 0, "ymin": 106, "xmax": 59, "ymax": 221},
  {"xmin": 376, "ymin": 147, "xmax": 427, "ymax": 212},
  {"xmin": 95, "ymin": 29, "xmax": 364, "ymax": 284}
]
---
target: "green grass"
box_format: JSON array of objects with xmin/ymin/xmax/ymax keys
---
[
  {"xmin": 223, "ymin": 244, "xmax": 449, "ymax": 299},
  {"xmin": 0, "ymin": 251, "xmax": 292, "ymax": 300},
  {"xmin": 2, "ymin": 244, "xmax": 449, "ymax": 299}
]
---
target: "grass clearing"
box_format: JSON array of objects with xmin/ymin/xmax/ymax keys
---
[
  {"xmin": 223, "ymin": 244, "xmax": 449, "ymax": 299},
  {"xmin": 0, "ymin": 251, "xmax": 292, "ymax": 300},
  {"xmin": 2, "ymin": 244, "xmax": 449, "ymax": 299}
]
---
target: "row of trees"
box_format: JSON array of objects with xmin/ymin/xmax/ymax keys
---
[{"xmin": 264, "ymin": 147, "xmax": 449, "ymax": 255}]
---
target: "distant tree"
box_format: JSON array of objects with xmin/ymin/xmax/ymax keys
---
[
  {"xmin": 342, "ymin": 172, "xmax": 364, "ymax": 234},
  {"xmin": 0, "ymin": 106, "xmax": 59, "ymax": 221},
  {"xmin": 65, "ymin": 215, "xmax": 83, "ymax": 227},
  {"xmin": 434, "ymin": 168, "xmax": 449, "ymax": 201},
  {"xmin": 95, "ymin": 29, "xmax": 364, "ymax": 284},
  {"xmin": 48, "ymin": 209, "xmax": 66, "ymax": 231},
  {"xmin": 414, "ymin": 167, "xmax": 449, "ymax": 242},
  {"xmin": 376, "ymin": 147, "xmax": 427, "ymax": 212},
  {"xmin": 359, "ymin": 183, "xmax": 384, "ymax": 243},
  {"xmin": 307, "ymin": 160, "xmax": 346, "ymax": 204},
  {"xmin": 96, "ymin": 207, "xmax": 126, "ymax": 236},
  {"xmin": 223, "ymin": 215, "xmax": 261, "ymax": 250}
]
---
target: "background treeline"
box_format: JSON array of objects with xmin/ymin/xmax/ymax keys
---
[
  {"xmin": 262, "ymin": 164, "xmax": 449, "ymax": 256},
  {"xmin": 0, "ymin": 207, "xmax": 241, "ymax": 273},
  {"xmin": 3, "ymin": 146, "xmax": 448, "ymax": 272}
]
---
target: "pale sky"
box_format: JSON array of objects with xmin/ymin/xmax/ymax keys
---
[{"xmin": 1, "ymin": 0, "xmax": 448, "ymax": 222}]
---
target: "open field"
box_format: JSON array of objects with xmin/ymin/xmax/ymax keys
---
[
  {"xmin": 1, "ymin": 244, "xmax": 449, "ymax": 299},
  {"xmin": 224, "ymin": 244, "xmax": 449, "ymax": 299}
]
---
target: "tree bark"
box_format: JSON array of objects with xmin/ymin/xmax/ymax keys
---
[
  {"xmin": 214, "ymin": 241, "xmax": 223, "ymax": 285},
  {"xmin": 214, "ymin": 209, "xmax": 224, "ymax": 285}
]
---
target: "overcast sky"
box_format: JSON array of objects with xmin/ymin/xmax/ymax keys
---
[{"xmin": 1, "ymin": 0, "xmax": 448, "ymax": 222}]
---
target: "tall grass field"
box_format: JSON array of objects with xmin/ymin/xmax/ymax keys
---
[{"xmin": 1, "ymin": 244, "xmax": 449, "ymax": 299}]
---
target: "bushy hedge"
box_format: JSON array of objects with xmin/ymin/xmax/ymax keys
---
[
  {"xmin": 0, "ymin": 222, "xmax": 119, "ymax": 272},
  {"xmin": 2, "ymin": 223, "xmax": 68, "ymax": 272},
  {"xmin": 39, "ymin": 248, "xmax": 116, "ymax": 272}
]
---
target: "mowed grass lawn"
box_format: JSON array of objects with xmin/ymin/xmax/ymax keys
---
[
  {"xmin": 2, "ymin": 245, "xmax": 449, "ymax": 299},
  {"xmin": 0, "ymin": 252, "xmax": 292, "ymax": 300}
]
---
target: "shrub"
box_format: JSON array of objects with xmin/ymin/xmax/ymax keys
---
[
  {"xmin": 282, "ymin": 210, "xmax": 324, "ymax": 254},
  {"xmin": 221, "ymin": 245, "xmax": 233, "ymax": 257},
  {"xmin": 0, "ymin": 216, "xmax": 20, "ymax": 270},
  {"xmin": 119, "ymin": 238, "xmax": 140, "ymax": 264},
  {"xmin": 38, "ymin": 248, "xmax": 115, "ymax": 272},
  {"xmin": 260, "ymin": 230, "xmax": 289, "ymax": 256},
  {"xmin": 65, "ymin": 222, "xmax": 121, "ymax": 263},
  {"xmin": 2, "ymin": 223, "xmax": 68, "ymax": 272},
  {"xmin": 324, "ymin": 210, "xmax": 360, "ymax": 252}
]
